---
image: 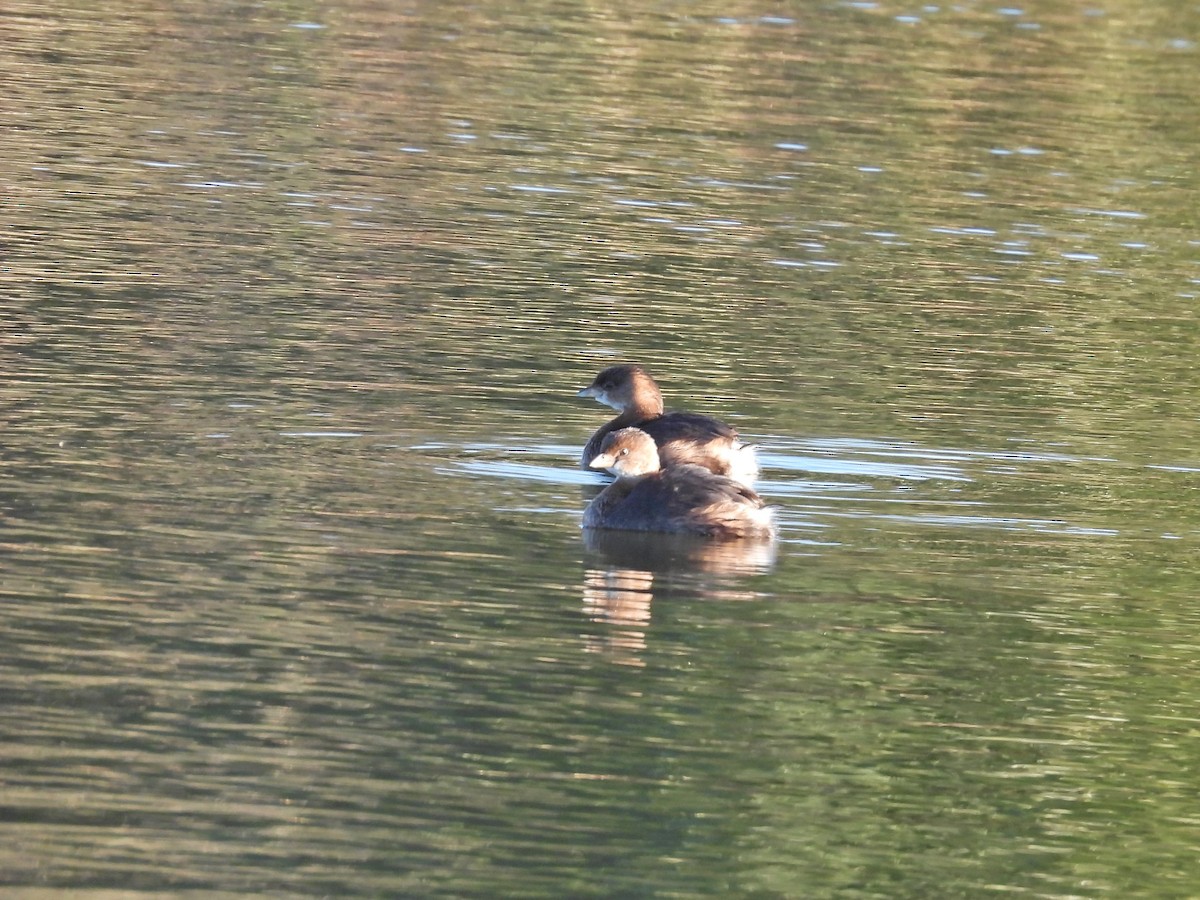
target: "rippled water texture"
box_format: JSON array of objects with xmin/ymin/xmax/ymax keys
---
[{"xmin": 5, "ymin": 0, "xmax": 1200, "ymax": 896}]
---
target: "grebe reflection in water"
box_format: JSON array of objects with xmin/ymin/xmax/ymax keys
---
[{"xmin": 580, "ymin": 527, "xmax": 777, "ymax": 667}]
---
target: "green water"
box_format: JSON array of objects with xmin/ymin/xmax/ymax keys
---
[{"xmin": 4, "ymin": 0, "xmax": 1200, "ymax": 896}]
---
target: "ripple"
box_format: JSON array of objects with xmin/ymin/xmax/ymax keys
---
[{"xmin": 451, "ymin": 458, "xmax": 595, "ymax": 486}]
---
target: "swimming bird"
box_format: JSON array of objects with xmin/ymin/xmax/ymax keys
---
[
  {"xmin": 577, "ymin": 364, "xmax": 758, "ymax": 487},
  {"xmin": 583, "ymin": 427, "xmax": 775, "ymax": 540}
]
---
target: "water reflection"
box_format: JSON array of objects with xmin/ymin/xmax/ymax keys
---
[
  {"xmin": 582, "ymin": 528, "xmax": 778, "ymax": 579},
  {"xmin": 9, "ymin": 0, "xmax": 1200, "ymax": 894},
  {"xmin": 581, "ymin": 529, "xmax": 776, "ymax": 666}
]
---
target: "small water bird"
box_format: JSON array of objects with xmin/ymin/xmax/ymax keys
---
[
  {"xmin": 577, "ymin": 364, "xmax": 758, "ymax": 487},
  {"xmin": 583, "ymin": 427, "xmax": 775, "ymax": 540}
]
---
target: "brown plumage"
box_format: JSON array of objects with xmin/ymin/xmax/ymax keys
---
[
  {"xmin": 583, "ymin": 428, "xmax": 775, "ymax": 540},
  {"xmin": 577, "ymin": 364, "xmax": 759, "ymax": 487}
]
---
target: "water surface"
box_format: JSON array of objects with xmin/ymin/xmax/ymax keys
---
[{"xmin": 5, "ymin": 0, "xmax": 1200, "ymax": 896}]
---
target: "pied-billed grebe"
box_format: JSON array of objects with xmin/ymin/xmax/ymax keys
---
[
  {"xmin": 583, "ymin": 428, "xmax": 776, "ymax": 540},
  {"xmin": 577, "ymin": 364, "xmax": 759, "ymax": 487}
]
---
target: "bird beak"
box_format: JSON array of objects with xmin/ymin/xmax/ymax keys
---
[
  {"xmin": 589, "ymin": 453, "xmax": 614, "ymax": 470},
  {"xmin": 577, "ymin": 386, "xmax": 598, "ymax": 399}
]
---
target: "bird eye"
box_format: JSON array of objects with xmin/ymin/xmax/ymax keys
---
[{"xmin": 619, "ymin": 448, "xmax": 629, "ymax": 456}]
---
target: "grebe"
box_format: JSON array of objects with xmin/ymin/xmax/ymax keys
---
[
  {"xmin": 578, "ymin": 364, "xmax": 758, "ymax": 487},
  {"xmin": 583, "ymin": 427, "xmax": 775, "ymax": 540}
]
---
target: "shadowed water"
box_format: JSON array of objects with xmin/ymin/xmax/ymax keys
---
[{"xmin": 4, "ymin": 0, "xmax": 1200, "ymax": 896}]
